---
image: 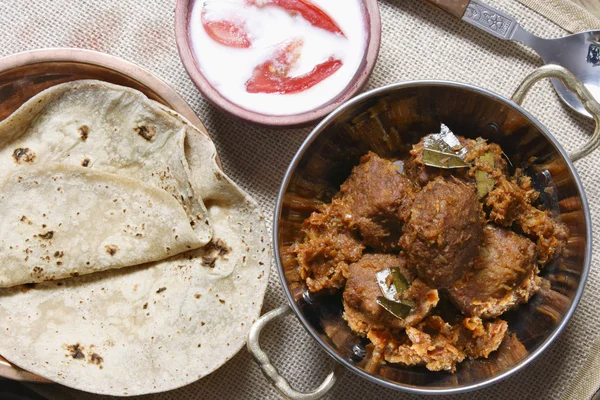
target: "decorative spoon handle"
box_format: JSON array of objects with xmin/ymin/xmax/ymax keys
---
[
  {"xmin": 462, "ymin": 0, "xmax": 521, "ymax": 40},
  {"xmin": 424, "ymin": 0, "xmax": 522, "ymax": 41}
]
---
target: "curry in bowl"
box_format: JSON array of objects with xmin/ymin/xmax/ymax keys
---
[{"xmin": 285, "ymin": 124, "xmax": 568, "ymax": 373}]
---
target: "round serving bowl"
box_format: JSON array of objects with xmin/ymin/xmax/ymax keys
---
[
  {"xmin": 174, "ymin": 0, "xmax": 381, "ymax": 128},
  {"xmin": 0, "ymin": 47, "xmax": 213, "ymax": 384},
  {"xmin": 248, "ymin": 65, "xmax": 600, "ymax": 398}
]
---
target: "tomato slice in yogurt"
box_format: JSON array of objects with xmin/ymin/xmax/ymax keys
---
[
  {"xmin": 247, "ymin": 0, "xmax": 345, "ymax": 36},
  {"xmin": 245, "ymin": 39, "xmax": 343, "ymax": 94},
  {"xmin": 201, "ymin": 9, "xmax": 253, "ymax": 48}
]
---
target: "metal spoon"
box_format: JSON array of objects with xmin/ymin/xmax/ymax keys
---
[{"xmin": 426, "ymin": 0, "xmax": 600, "ymax": 118}]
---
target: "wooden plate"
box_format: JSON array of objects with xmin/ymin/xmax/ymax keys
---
[{"xmin": 0, "ymin": 48, "xmax": 209, "ymax": 384}]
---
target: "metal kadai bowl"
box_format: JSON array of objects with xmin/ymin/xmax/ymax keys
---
[{"xmin": 248, "ymin": 65, "xmax": 600, "ymax": 398}]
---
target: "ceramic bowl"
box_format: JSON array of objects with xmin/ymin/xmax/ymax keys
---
[{"xmin": 175, "ymin": 0, "xmax": 381, "ymax": 128}]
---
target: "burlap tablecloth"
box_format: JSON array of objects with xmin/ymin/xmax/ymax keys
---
[{"xmin": 1, "ymin": 0, "xmax": 600, "ymax": 399}]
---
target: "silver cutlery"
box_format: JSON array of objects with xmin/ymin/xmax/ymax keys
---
[{"xmin": 427, "ymin": 0, "xmax": 600, "ymax": 118}]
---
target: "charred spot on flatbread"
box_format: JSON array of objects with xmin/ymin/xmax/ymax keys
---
[
  {"xmin": 201, "ymin": 239, "xmax": 231, "ymax": 268},
  {"xmin": 38, "ymin": 231, "xmax": 54, "ymax": 239},
  {"xmin": 81, "ymin": 158, "xmax": 90, "ymax": 167},
  {"xmin": 12, "ymin": 148, "xmax": 36, "ymax": 164},
  {"xmin": 135, "ymin": 125, "xmax": 156, "ymax": 141},
  {"xmin": 202, "ymin": 254, "xmax": 217, "ymax": 268},
  {"xmin": 66, "ymin": 344, "xmax": 85, "ymax": 360},
  {"xmin": 78, "ymin": 125, "xmax": 89, "ymax": 141},
  {"xmin": 89, "ymin": 353, "xmax": 104, "ymax": 369},
  {"xmin": 105, "ymin": 245, "xmax": 119, "ymax": 256}
]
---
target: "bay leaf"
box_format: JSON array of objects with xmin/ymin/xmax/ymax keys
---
[
  {"xmin": 422, "ymin": 123, "xmax": 470, "ymax": 169},
  {"xmin": 376, "ymin": 297, "xmax": 414, "ymax": 319},
  {"xmin": 376, "ymin": 267, "xmax": 409, "ymax": 301}
]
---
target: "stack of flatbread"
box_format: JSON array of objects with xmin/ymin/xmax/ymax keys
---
[{"xmin": 0, "ymin": 81, "xmax": 270, "ymax": 396}]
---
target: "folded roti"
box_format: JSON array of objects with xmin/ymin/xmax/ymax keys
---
[
  {"xmin": 0, "ymin": 80, "xmax": 212, "ymax": 254},
  {"xmin": 0, "ymin": 81, "xmax": 271, "ymax": 396},
  {"xmin": 0, "ymin": 164, "xmax": 205, "ymax": 287}
]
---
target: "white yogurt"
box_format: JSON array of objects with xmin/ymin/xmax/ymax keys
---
[{"xmin": 189, "ymin": 0, "xmax": 367, "ymax": 116}]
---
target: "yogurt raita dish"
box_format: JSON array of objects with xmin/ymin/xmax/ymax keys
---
[{"xmin": 189, "ymin": 0, "xmax": 367, "ymax": 116}]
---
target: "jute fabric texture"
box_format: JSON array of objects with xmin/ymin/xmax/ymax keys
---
[
  {"xmin": 0, "ymin": 0, "xmax": 599, "ymax": 399},
  {"xmin": 517, "ymin": 0, "xmax": 600, "ymax": 33}
]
